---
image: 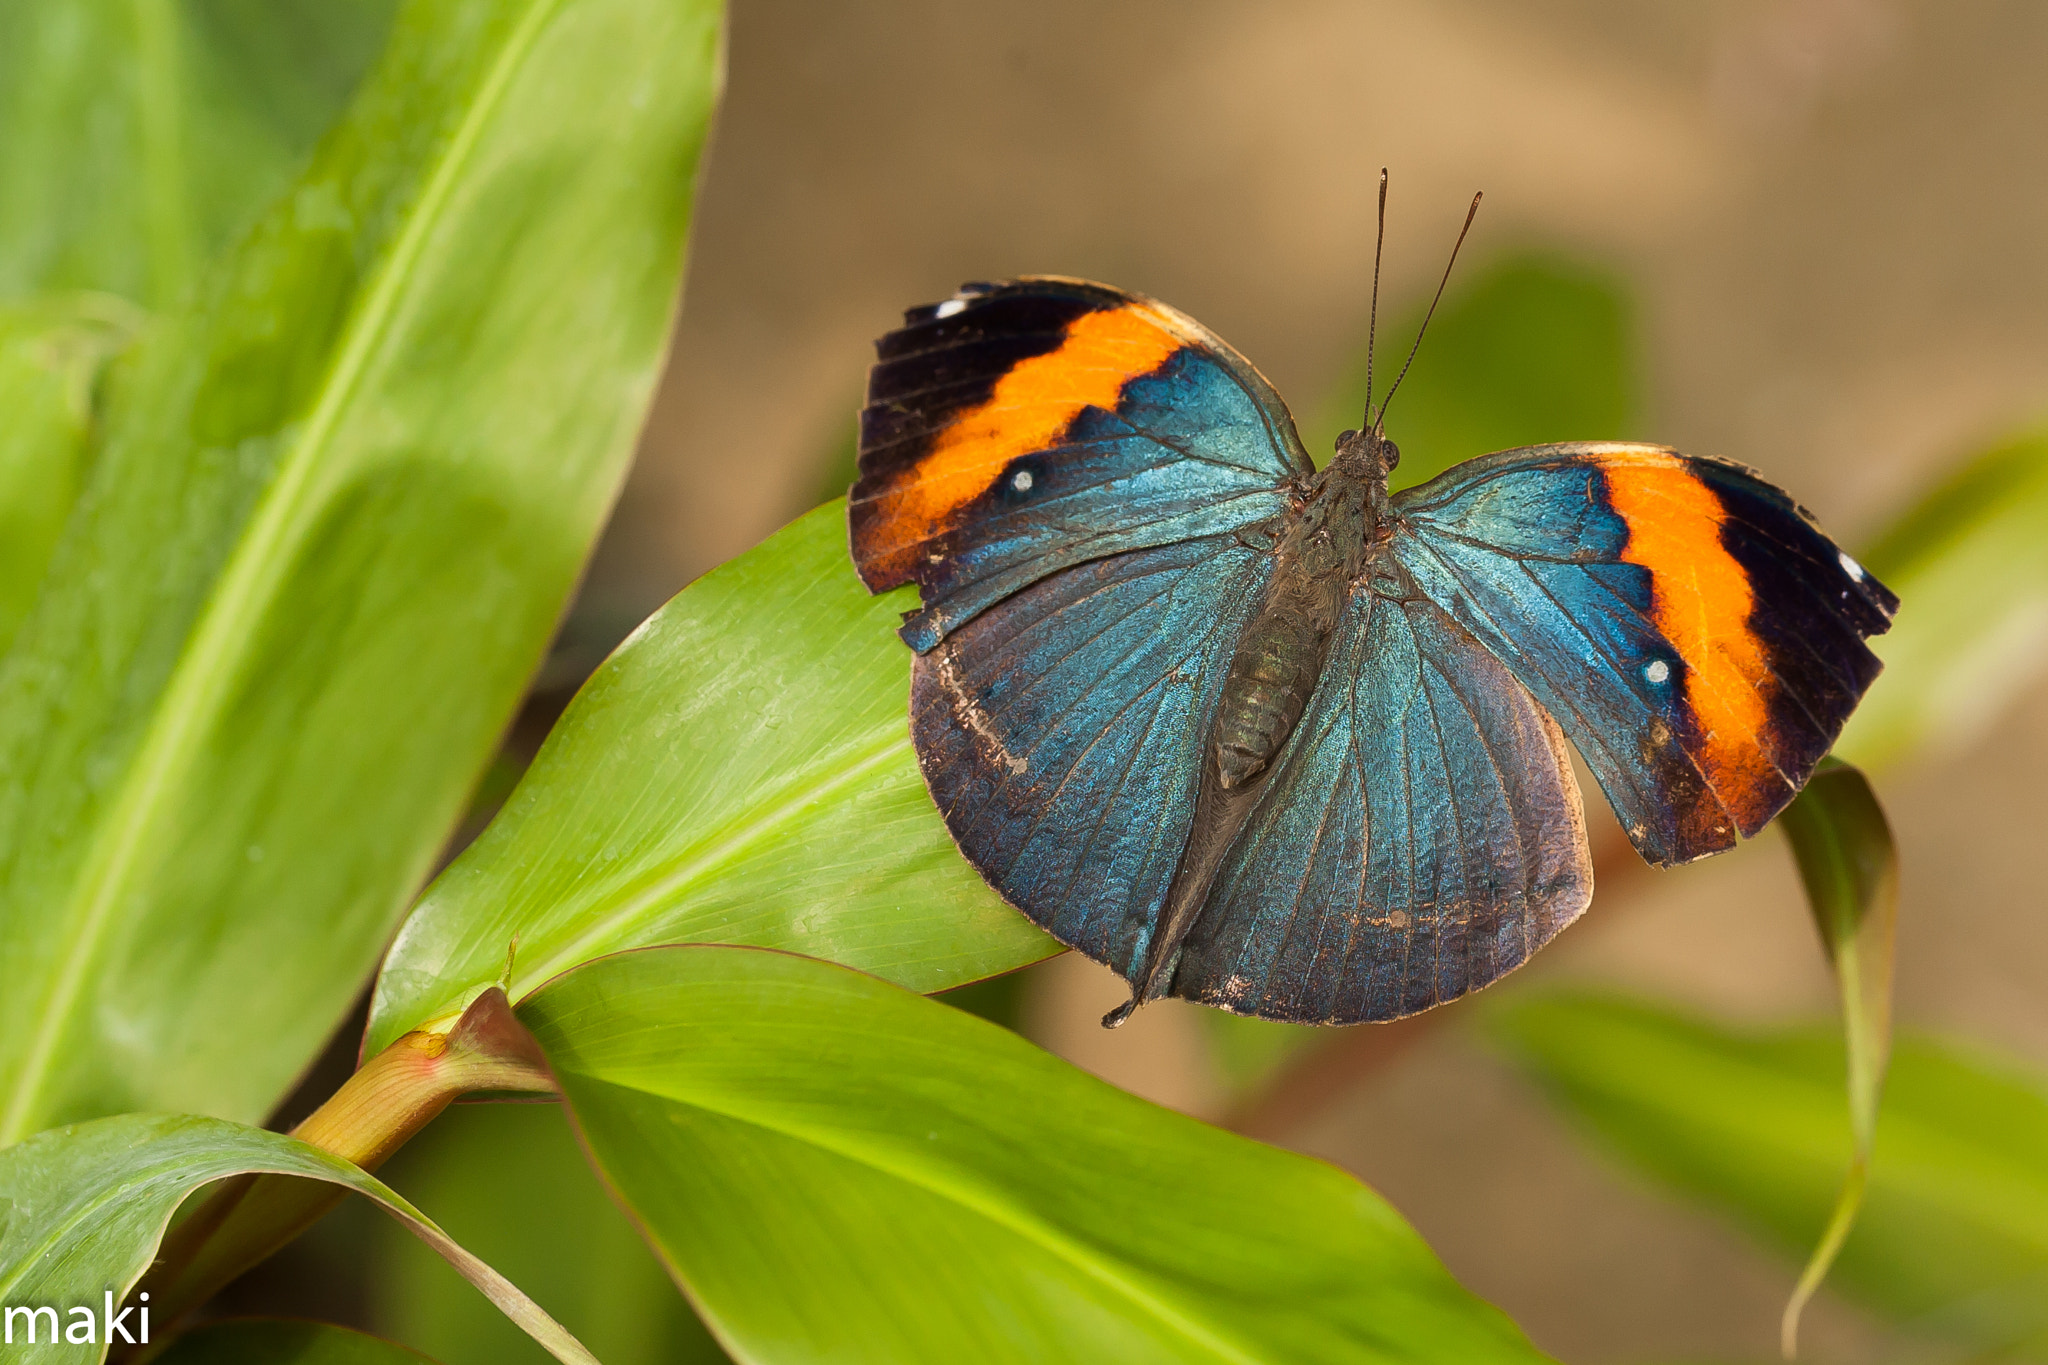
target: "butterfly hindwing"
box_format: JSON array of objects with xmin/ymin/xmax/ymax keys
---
[
  {"xmin": 852, "ymin": 278, "xmax": 1311, "ymax": 651},
  {"xmin": 911, "ymin": 534, "xmax": 1276, "ymax": 974},
  {"xmin": 1390, "ymin": 442, "xmax": 1899, "ymax": 865},
  {"xmin": 1175, "ymin": 588, "xmax": 1594, "ymax": 1024}
]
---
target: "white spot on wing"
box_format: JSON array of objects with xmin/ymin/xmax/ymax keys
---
[
  {"xmin": 934, "ymin": 298, "xmax": 967, "ymax": 319},
  {"xmin": 1839, "ymin": 550, "xmax": 1866, "ymax": 582},
  {"xmin": 1012, "ymin": 470, "xmax": 1033, "ymax": 492},
  {"xmin": 1644, "ymin": 659, "xmax": 1671, "ymax": 684}
]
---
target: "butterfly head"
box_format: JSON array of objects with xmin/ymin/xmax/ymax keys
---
[{"xmin": 1332, "ymin": 425, "xmax": 1400, "ymax": 484}]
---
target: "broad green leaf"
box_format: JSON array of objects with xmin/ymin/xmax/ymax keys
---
[
  {"xmin": 365, "ymin": 502, "xmax": 1055, "ymax": 1057},
  {"xmin": 1488, "ymin": 993, "xmax": 2048, "ymax": 1356},
  {"xmin": 0, "ymin": 1113, "xmax": 595, "ymax": 1365},
  {"xmin": 0, "ymin": 0, "xmax": 396, "ymax": 309},
  {"xmin": 1837, "ymin": 428, "xmax": 2048, "ymax": 770},
  {"xmin": 519, "ymin": 944, "xmax": 1548, "ymax": 1365},
  {"xmin": 158, "ymin": 1319, "xmax": 439, "ymax": 1364},
  {"xmin": 0, "ymin": 0, "xmax": 725, "ymax": 1142},
  {"xmin": 371, "ymin": 1101, "xmax": 729, "ymax": 1365},
  {"xmin": 1774, "ymin": 761, "xmax": 1899, "ymax": 1353},
  {"xmin": 1311, "ymin": 253, "xmax": 1636, "ymax": 487},
  {"xmin": 0, "ymin": 294, "xmax": 142, "ymax": 653}
]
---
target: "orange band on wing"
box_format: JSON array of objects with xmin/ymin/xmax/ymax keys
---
[
  {"xmin": 1604, "ymin": 454, "xmax": 1778, "ymax": 816},
  {"xmin": 878, "ymin": 304, "xmax": 1184, "ymax": 534}
]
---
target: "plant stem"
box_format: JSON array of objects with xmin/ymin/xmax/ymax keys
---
[{"xmin": 122, "ymin": 987, "xmax": 553, "ymax": 1360}]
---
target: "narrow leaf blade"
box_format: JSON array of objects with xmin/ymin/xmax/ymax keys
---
[
  {"xmin": 0, "ymin": 1113, "xmax": 593, "ymax": 1365},
  {"xmin": 519, "ymin": 944, "xmax": 1548, "ymax": 1365},
  {"xmin": 366, "ymin": 502, "xmax": 1056, "ymax": 1057},
  {"xmin": 1775, "ymin": 760, "xmax": 1899, "ymax": 1353}
]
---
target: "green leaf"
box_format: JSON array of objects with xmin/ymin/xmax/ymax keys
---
[
  {"xmin": 1774, "ymin": 760, "xmax": 1899, "ymax": 1353},
  {"xmin": 0, "ymin": 294, "xmax": 143, "ymax": 653},
  {"xmin": 0, "ymin": 0, "xmax": 725, "ymax": 1142},
  {"xmin": 1836, "ymin": 428, "xmax": 2048, "ymax": 770},
  {"xmin": 1311, "ymin": 253, "xmax": 1636, "ymax": 488},
  {"xmin": 371, "ymin": 1101, "xmax": 729, "ymax": 1365},
  {"xmin": 0, "ymin": 1113, "xmax": 596, "ymax": 1365},
  {"xmin": 157, "ymin": 1319, "xmax": 440, "ymax": 1364},
  {"xmin": 518, "ymin": 944, "xmax": 1548, "ymax": 1365},
  {"xmin": 0, "ymin": 0, "xmax": 397, "ymax": 309},
  {"xmin": 365, "ymin": 502, "xmax": 1055, "ymax": 1057},
  {"xmin": 1487, "ymin": 993, "xmax": 2048, "ymax": 1356}
]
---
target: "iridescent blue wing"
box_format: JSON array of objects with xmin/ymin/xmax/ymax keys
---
[
  {"xmin": 850, "ymin": 278, "xmax": 1311, "ymax": 651},
  {"xmin": 911, "ymin": 535, "xmax": 1276, "ymax": 974},
  {"xmin": 1389, "ymin": 442, "xmax": 1899, "ymax": 865},
  {"xmin": 1175, "ymin": 589, "xmax": 1594, "ymax": 1024}
]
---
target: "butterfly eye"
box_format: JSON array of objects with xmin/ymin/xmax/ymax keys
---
[{"xmin": 1381, "ymin": 440, "xmax": 1401, "ymax": 470}]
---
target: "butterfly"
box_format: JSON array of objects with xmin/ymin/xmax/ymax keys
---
[{"xmin": 847, "ymin": 255, "xmax": 1896, "ymax": 1028}]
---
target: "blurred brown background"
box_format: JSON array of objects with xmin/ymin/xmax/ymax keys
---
[{"xmin": 566, "ymin": 2, "xmax": 2048, "ymax": 1360}]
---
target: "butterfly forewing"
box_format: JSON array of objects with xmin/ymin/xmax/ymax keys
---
[{"xmin": 850, "ymin": 278, "xmax": 1310, "ymax": 650}]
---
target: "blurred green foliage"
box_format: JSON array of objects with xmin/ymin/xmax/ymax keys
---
[
  {"xmin": 1491, "ymin": 993, "xmax": 2048, "ymax": 1359},
  {"xmin": 160, "ymin": 1319, "xmax": 439, "ymax": 1364},
  {"xmin": 1837, "ymin": 427, "xmax": 2048, "ymax": 770},
  {"xmin": 0, "ymin": 0, "xmax": 397, "ymax": 309},
  {"xmin": 0, "ymin": 294, "xmax": 140, "ymax": 650}
]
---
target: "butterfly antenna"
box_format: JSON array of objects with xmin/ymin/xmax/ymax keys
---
[
  {"xmin": 1362, "ymin": 167, "xmax": 1389, "ymax": 428},
  {"xmin": 1374, "ymin": 190, "xmax": 1482, "ymax": 435}
]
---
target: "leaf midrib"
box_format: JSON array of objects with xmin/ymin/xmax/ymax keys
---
[
  {"xmin": 0, "ymin": 0, "xmax": 563, "ymax": 1144},
  {"xmin": 565, "ymin": 1072, "xmax": 1272, "ymax": 1365},
  {"xmin": 508, "ymin": 728, "xmax": 914, "ymax": 999}
]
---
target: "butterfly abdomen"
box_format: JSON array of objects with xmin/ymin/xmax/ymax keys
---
[
  {"xmin": 1214, "ymin": 615, "xmax": 1322, "ymax": 789},
  {"xmin": 1214, "ymin": 568, "xmax": 1346, "ymax": 789}
]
